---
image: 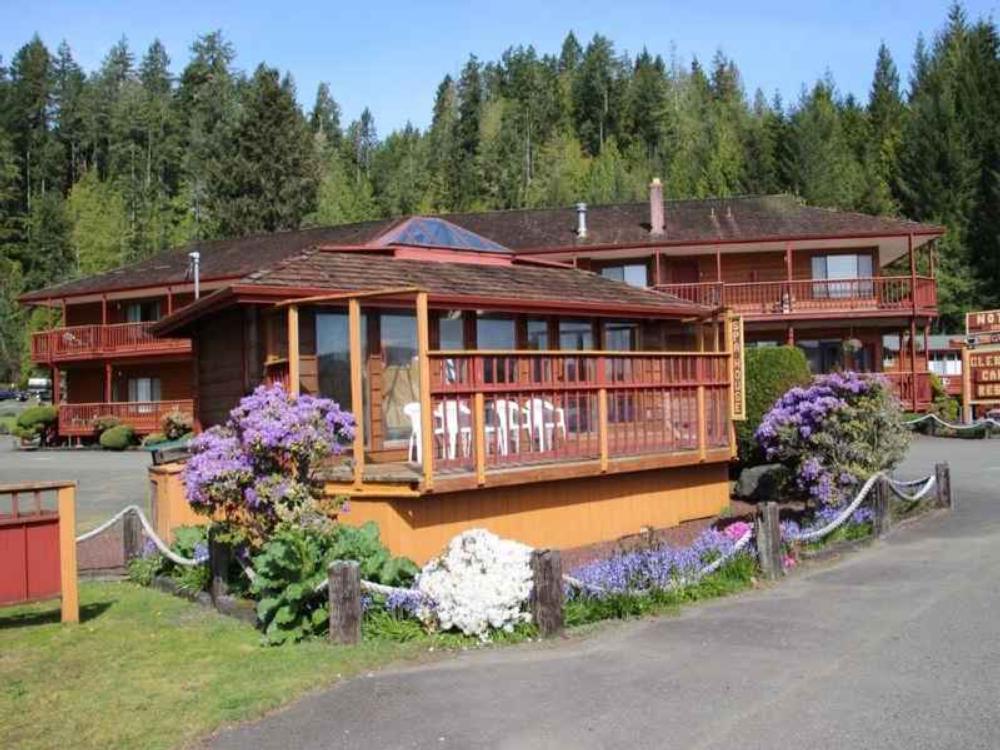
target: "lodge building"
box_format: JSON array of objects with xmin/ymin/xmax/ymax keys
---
[{"xmin": 20, "ymin": 186, "xmax": 944, "ymax": 560}]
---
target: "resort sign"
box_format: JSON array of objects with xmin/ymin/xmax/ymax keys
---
[
  {"xmin": 727, "ymin": 313, "xmax": 746, "ymax": 421},
  {"xmin": 966, "ymin": 309, "xmax": 1000, "ymax": 337},
  {"xmin": 966, "ymin": 350, "xmax": 1000, "ymax": 403}
]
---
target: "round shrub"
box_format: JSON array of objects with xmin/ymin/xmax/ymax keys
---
[
  {"xmin": 15, "ymin": 405, "xmax": 58, "ymax": 445},
  {"xmin": 100, "ymin": 424, "xmax": 136, "ymax": 450},
  {"xmin": 92, "ymin": 414, "xmax": 121, "ymax": 435},
  {"xmin": 142, "ymin": 432, "xmax": 168, "ymax": 447},
  {"xmin": 756, "ymin": 371, "xmax": 909, "ymax": 508},
  {"xmin": 737, "ymin": 346, "xmax": 811, "ymax": 464},
  {"xmin": 161, "ymin": 409, "xmax": 193, "ymax": 440}
]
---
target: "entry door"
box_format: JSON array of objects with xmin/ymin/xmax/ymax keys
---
[{"xmin": 381, "ymin": 313, "xmax": 419, "ymax": 445}]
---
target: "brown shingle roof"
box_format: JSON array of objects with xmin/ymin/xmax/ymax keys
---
[
  {"xmin": 22, "ymin": 194, "xmax": 944, "ymax": 302},
  {"xmin": 20, "ymin": 220, "xmax": 397, "ymax": 302},
  {"xmin": 441, "ymin": 195, "xmax": 943, "ymax": 251},
  {"xmin": 238, "ymin": 250, "xmax": 703, "ymax": 314}
]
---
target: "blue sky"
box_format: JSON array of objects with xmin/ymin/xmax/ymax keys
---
[{"xmin": 2, "ymin": 1, "xmax": 997, "ymax": 133}]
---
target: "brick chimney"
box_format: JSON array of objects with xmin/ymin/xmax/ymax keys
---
[{"xmin": 649, "ymin": 178, "xmax": 665, "ymax": 235}]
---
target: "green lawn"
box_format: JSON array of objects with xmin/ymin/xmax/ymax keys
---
[{"xmin": 0, "ymin": 582, "xmax": 452, "ymax": 750}]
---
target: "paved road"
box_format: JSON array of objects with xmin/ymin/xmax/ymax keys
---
[
  {"xmin": 0, "ymin": 438, "xmax": 151, "ymax": 531},
  {"xmin": 204, "ymin": 436, "xmax": 1000, "ymax": 750}
]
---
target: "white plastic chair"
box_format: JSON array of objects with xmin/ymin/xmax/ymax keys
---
[
  {"xmin": 404, "ymin": 400, "xmax": 471, "ymax": 463},
  {"xmin": 523, "ymin": 398, "xmax": 567, "ymax": 451},
  {"xmin": 488, "ymin": 398, "xmax": 522, "ymax": 456}
]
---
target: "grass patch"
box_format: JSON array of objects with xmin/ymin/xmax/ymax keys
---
[{"xmin": 0, "ymin": 582, "xmax": 517, "ymax": 750}]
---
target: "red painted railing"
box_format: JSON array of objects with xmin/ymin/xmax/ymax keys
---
[
  {"xmin": 425, "ymin": 351, "xmax": 731, "ymax": 475},
  {"xmin": 31, "ymin": 322, "xmax": 191, "ymax": 363},
  {"xmin": 58, "ymin": 399, "xmax": 194, "ymax": 437},
  {"xmin": 885, "ymin": 371, "xmax": 933, "ymax": 409},
  {"xmin": 656, "ymin": 276, "xmax": 937, "ymax": 316}
]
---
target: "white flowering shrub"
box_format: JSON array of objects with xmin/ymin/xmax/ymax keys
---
[{"xmin": 416, "ymin": 528, "xmax": 533, "ymax": 639}]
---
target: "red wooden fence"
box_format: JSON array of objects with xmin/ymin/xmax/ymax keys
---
[{"xmin": 31, "ymin": 322, "xmax": 191, "ymax": 363}]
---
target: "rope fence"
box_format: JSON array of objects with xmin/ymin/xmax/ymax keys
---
[
  {"xmin": 903, "ymin": 413, "xmax": 1000, "ymax": 434},
  {"xmin": 74, "ymin": 460, "xmax": 952, "ymax": 643}
]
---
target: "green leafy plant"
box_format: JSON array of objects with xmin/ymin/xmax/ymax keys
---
[
  {"xmin": 14, "ymin": 405, "xmax": 58, "ymax": 445},
  {"xmin": 161, "ymin": 410, "xmax": 193, "ymax": 440},
  {"xmin": 92, "ymin": 414, "xmax": 121, "ymax": 435},
  {"xmin": 250, "ymin": 522, "xmax": 418, "ymax": 645},
  {"xmin": 142, "ymin": 432, "xmax": 168, "ymax": 447},
  {"xmin": 99, "ymin": 424, "xmax": 135, "ymax": 450},
  {"xmin": 737, "ymin": 346, "xmax": 812, "ymax": 465}
]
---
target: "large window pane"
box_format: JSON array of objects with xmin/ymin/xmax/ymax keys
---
[
  {"xmin": 476, "ymin": 314, "xmax": 515, "ymax": 349},
  {"xmin": 559, "ymin": 319, "xmax": 594, "ymax": 350},
  {"xmin": 526, "ymin": 319, "xmax": 549, "ymax": 350},
  {"xmin": 603, "ymin": 320, "xmax": 639, "ymax": 351},
  {"xmin": 600, "ymin": 263, "xmax": 648, "ymax": 288},
  {"xmin": 438, "ymin": 311, "xmax": 464, "ymax": 350},
  {"xmin": 381, "ymin": 313, "xmax": 419, "ymax": 443}
]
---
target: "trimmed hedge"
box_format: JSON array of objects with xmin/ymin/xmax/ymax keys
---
[
  {"xmin": 100, "ymin": 424, "xmax": 136, "ymax": 450},
  {"xmin": 14, "ymin": 405, "xmax": 58, "ymax": 444},
  {"xmin": 736, "ymin": 345, "xmax": 812, "ymax": 465}
]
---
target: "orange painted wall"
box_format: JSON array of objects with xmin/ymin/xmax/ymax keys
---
[{"xmin": 335, "ymin": 462, "xmax": 730, "ymax": 564}]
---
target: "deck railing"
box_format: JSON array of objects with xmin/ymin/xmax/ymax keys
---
[
  {"xmin": 655, "ymin": 276, "xmax": 937, "ymax": 316},
  {"xmin": 31, "ymin": 322, "xmax": 191, "ymax": 363},
  {"xmin": 58, "ymin": 399, "xmax": 194, "ymax": 437},
  {"xmin": 423, "ymin": 350, "xmax": 732, "ymax": 478}
]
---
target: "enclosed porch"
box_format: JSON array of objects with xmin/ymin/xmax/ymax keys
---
[{"xmin": 266, "ymin": 289, "xmax": 739, "ymax": 496}]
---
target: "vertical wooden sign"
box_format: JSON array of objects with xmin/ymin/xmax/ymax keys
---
[{"xmin": 726, "ymin": 312, "xmax": 747, "ymax": 421}]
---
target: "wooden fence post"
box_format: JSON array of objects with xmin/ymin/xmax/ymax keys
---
[
  {"xmin": 872, "ymin": 477, "xmax": 891, "ymax": 537},
  {"xmin": 328, "ymin": 560, "xmax": 362, "ymax": 645},
  {"xmin": 209, "ymin": 531, "xmax": 232, "ymax": 603},
  {"xmin": 122, "ymin": 509, "xmax": 143, "ymax": 564},
  {"xmin": 935, "ymin": 462, "xmax": 952, "ymax": 509},
  {"xmin": 530, "ymin": 549, "xmax": 564, "ymax": 638},
  {"xmin": 754, "ymin": 501, "xmax": 782, "ymax": 580}
]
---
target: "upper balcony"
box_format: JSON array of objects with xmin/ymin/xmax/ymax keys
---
[
  {"xmin": 654, "ymin": 276, "xmax": 937, "ymax": 320},
  {"xmin": 31, "ymin": 322, "xmax": 192, "ymax": 364}
]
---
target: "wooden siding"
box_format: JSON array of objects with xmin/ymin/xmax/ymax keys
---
[
  {"xmin": 337, "ymin": 463, "xmax": 729, "ymax": 564},
  {"xmin": 196, "ymin": 309, "xmax": 247, "ymax": 428}
]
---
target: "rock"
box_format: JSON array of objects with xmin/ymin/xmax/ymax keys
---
[{"xmin": 735, "ymin": 464, "xmax": 791, "ymax": 501}]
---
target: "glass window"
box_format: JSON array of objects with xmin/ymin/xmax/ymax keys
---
[
  {"xmin": 317, "ymin": 312, "xmax": 357, "ymax": 414},
  {"xmin": 476, "ymin": 314, "xmax": 515, "ymax": 349},
  {"xmin": 127, "ymin": 377, "xmax": 161, "ymax": 402},
  {"xmin": 526, "ymin": 319, "xmax": 549, "ymax": 350},
  {"xmin": 125, "ymin": 300, "xmax": 161, "ymax": 322},
  {"xmin": 559, "ymin": 320, "xmax": 594, "ymax": 351},
  {"xmin": 811, "ymin": 254, "xmax": 874, "ymax": 298},
  {"xmin": 438, "ymin": 311, "xmax": 464, "ymax": 350},
  {"xmin": 600, "ymin": 263, "xmax": 648, "ymax": 288},
  {"xmin": 603, "ymin": 321, "xmax": 639, "ymax": 351},
  {"xmin": 380, "ymin": 313, "xmax": 419, "ymax": 443}
]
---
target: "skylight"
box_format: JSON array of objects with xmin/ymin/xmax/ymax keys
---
[{"xmin": 379, "ymin": 217, "xmax": 509, "ymax": 253}]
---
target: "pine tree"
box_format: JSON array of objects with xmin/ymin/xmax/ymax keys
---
[
  {"xmin": 449, "ymin": 56, "xmax": 484, "ymax": 209},
  {"xmin": 67, "ymin": 169, "xmax": 129, "ymax": 274},
  {"xmin": 425, "ymin": 75, "xmax": 456, "ymax": 210},
  {"xmin": 310, "ymin": 82, "xmax": 342, "ymax": 152},
  {"xmin": 51, "ymin": 41, "xmax": 87, "ymax": 189},
  {"xmin": 558, "ymin": 32, "xmax": 583, "ymax": 74},
  {"xmin": 572, "ymin": 35, "xmax": 622, "ymax": 155},
  {"xmin": 626, "ymin": 49, "xmax": 668, "ymax": 164},
  {"xmin": 207, "ymin": 65, "xmax": 318, "ymax": 236},
  {"xmin": 8, "ymin": 36, "xmax": 57, "ymax": 211}
]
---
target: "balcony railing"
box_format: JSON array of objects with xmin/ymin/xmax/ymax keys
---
[
  {"xmin": 421, "ymin": 350, "xmax": 732, "ymax": 480},
  {"xmin": 655, "ymin": 276, "xmax": 937, "ymax": 317},
  {"xmin": 32, "ymin": 322, "xmax": 191, "ymax": 363},
  {"xmin": 57, "ymin": 400, "xmax": 194, "ymax": 437}
]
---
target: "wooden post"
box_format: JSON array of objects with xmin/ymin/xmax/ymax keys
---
[
  {"xmin": 104, "ymin": 362, "xmax": 112, "ymax": 403},
  {"xmin": 51, "ymin": 365, "xmax": 61, "ymax": 406},
  {"xmin": 348, "ymin": 298, "xmax": 365, "ymax": 487},
  {"xmin": 328, "ymin": 560, "xmax": 361, "ymax": 645},
  {"xmin": 909, "ymin": 317, "xmax": 919, "ymax": 412},
  {"xmin": 209, "ymin": 531, "xmax": 232, "ymax": 603},
  {"xmin": 872, "ymin": 476, "xmax": 891, "ymax": 537},
  {"xmin": 122, "ymin": 509, "xmax": 143, "ymax": 563},
  {"xmin": 754, "ymin": 501, "xmax": 782, "ymax": 580},
  {"xmin": 473, "ymin": 391, "xmax": 486, "ymax": 485},
  {"xmin": 696, "ymin": 384, "xmax": 707, "ymax": 461},
  {"xmin": 415, "ymin": 292, "xmax": 434, "ymax": 490},
  {"xmin": 287, "ymin": 304, "xmax": 300, "ymax": 397},
  {"xmin": 935, "ymin": 462, "xmax": 952, "ymax": 509},
  {"xmin": 598, "ymin": 387, "xmax": 609, "ymax": 472},
  {"xmin": 961, "ymin": 346, "xmax": 972, "ymax": 423},
  {"xmin": 530, "ymin": 549, "xmax": 564, "ymax": 638},
  {"xmin": 58, "ymin": 485, "xmax": 79, "ymax": 624}
]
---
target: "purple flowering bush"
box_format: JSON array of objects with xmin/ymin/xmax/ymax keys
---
[
  {"xmin": 756, "ymin": 372, "xmax": 909, "ymax": 508},
  {"xmin": 184, "ymin": 384, "xmax": 355, "ymax": 541}
]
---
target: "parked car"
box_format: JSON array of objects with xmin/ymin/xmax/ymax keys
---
[{"xmin": 0, "ymin": 388, "xmax": 22, "ymax": 401}]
